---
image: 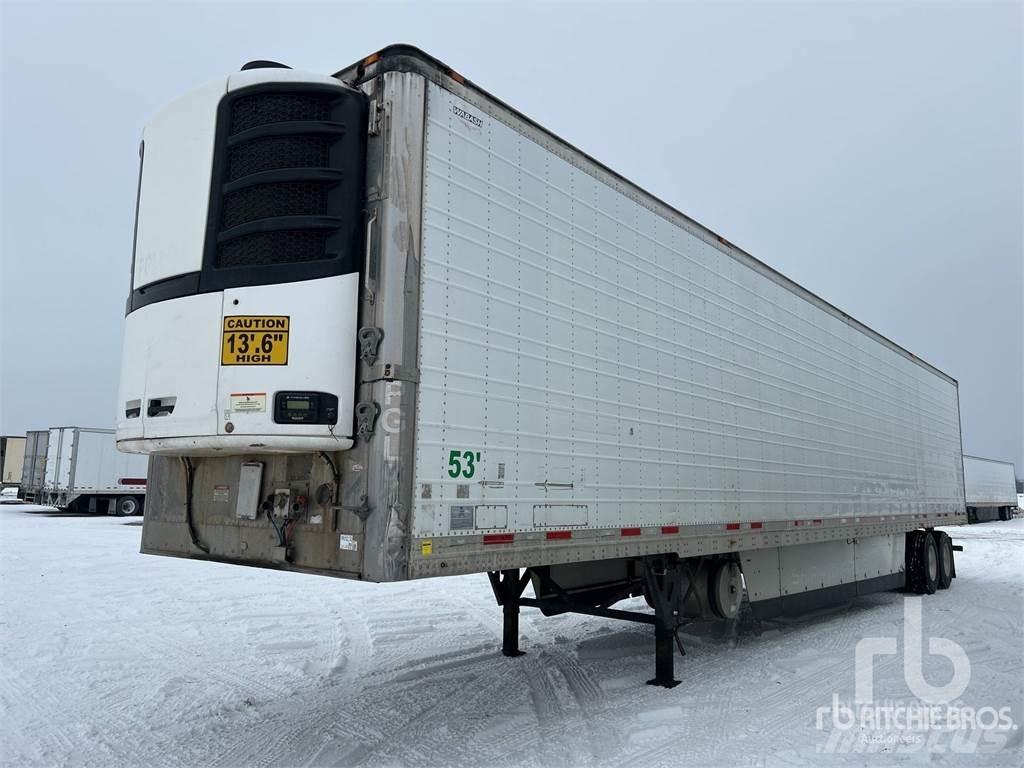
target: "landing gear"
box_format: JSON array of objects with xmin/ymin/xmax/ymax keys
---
[
  {"xmin": 488, "ymin": 556, "xmax": 692, "ymax": 689},
  {"xmin": 641, "ymin": 558, "xmax": 684, "ymax": 688},
  {"xmin": 487, "ymin": 569, "xmax": 528, "ymax": 657}
]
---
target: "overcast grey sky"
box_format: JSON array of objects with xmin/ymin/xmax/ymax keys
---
[{"xmin": 1, "ymin": 1, "xmax": 1021, "ymax": 471}]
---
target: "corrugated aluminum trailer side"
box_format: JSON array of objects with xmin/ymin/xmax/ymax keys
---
[
  {"xmin": 963, "ymin": 455, "xmax": 1018, "ymax": 523},
  {"xmin": 19, "ymin": 430, "xmax": 48, "ymax": 501}
]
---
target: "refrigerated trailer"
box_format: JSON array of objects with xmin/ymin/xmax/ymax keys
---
[
  {"xmin": 43, "ymin": 427, "xmax": 148, "ymax": 514},
  {"xmin": 118, "ymin": 46, "xmax": 967, "ymax": 686},
  {"xmin": 963, "ymin": 455, "xmax": 1017, "ymax": 523}
]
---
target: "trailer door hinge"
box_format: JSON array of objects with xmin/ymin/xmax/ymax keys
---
[
  {"xmin": 354, "ymin": 401, "xmax": 380, "ymax": 441},
  {"xmin": 358, "ymin": 327, "xmax": 384, "ymax": 365}
]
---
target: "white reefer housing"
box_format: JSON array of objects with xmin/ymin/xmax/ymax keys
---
[
  {"xmin": 123, "ymin": 47, "xmax": 967, "ymax": 684},
  {"xmin": 118, "ymin": 68, "xmax": 364, "ymax": 456}
]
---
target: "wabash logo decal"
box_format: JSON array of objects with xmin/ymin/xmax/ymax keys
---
[{"xmin": 451, "ymin": 104, "xmax": 483, "ymax": 129}]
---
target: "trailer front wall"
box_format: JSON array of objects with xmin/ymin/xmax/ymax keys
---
[
  {"xmin": 963, "ymin": 456, "xmax": 1017, "ymax": 507},
  {"xmin": 411, "ymin": 82, "xmax": 964, "ymax": 543}
]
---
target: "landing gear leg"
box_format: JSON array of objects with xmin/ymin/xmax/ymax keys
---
[
  {"xmin": 643, "ymin": 558, "xmax": 682, "ymax": 688},
  {"xmin": 489, "ymin": 569, "xmax": 528, "ymax": 657}
]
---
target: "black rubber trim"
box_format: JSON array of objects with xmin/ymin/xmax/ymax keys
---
[
  {"xmin": 127, "ymin": 140, "xmax": 144, "ymax": 307},
  {"xmin": 221, "ymin": 168, "xmax": 344, "ymax": 194},
  {"xmin": 217, "ymin": 215, "xmax": 343, "ymax": 243},
  {"xmin": 225, "ymin": 121, "xmax": 346, "ymax": 146},
  {"xmin": 241, "ymin": 60, "xmax": 291, "ymax": 71},
  {"xmin": 128, "ymin": 271, "xmax": 201, "ymax": 314}
]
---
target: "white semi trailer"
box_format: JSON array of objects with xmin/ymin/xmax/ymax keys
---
[
  {"xmin": 43, "ymin": 427, "xmax": 148, "ymax": 515},
  {"xmin": 118, "ymin": 46, "xmax": 967, "ymax": 686},
  {"xmin": 963, "ymin": 455, "xmax": 1018, "ymax": 523}
]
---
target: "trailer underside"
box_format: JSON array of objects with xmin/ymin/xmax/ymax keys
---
[{"xmin": 489, "ymin": 528, "xmax": 956, "ymax": 687}]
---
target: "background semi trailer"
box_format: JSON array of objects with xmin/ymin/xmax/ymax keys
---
[
  {"xmin": 963, "ymin": 455, "xmax": 1018, "ymax": 523},
  {"xmin": 0, "ymin": 435, "xmax": 26, "ymax": 489},
  {"xmin": 118, "ymin": 46, "xmax": 967, "ymax": 686},
  {"xmin": 19, "ymin": 430, "xmax": 48, "ymax": 502},
  {"xmin": 43, "ymin": 427, "xmax": 148, "ymax": 515}
]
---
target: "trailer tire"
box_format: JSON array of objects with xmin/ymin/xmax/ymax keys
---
[
  {"xmin": 934, "ymin": 531, "xmax": 954, "ymax": 590},
  {"xmin": 117, "ymin": 496, "xmax": 141, "ymax": 517},
  {"xmin": 906, "ymin": 530, "xmax": 938, "ymax": 595}
]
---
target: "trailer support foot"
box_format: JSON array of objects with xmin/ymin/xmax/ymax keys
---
[
  {"xmin": 647, "ymin": 625, "xmax": 681, "ymax": 688},
  {"xmin": 489, "ymin": 569, "xmax": 528, "ymax": 657},
  {"xmin": 643, "ymin": 557, "xmax": 682, "ymax": 688}
]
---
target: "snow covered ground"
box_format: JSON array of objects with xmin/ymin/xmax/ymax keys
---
[{"xmin": 1, "ymin": 504, "xmax": 1021, "ymax": 767}]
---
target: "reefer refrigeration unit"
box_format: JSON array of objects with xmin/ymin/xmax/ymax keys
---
[
  {"xmin": 43, "ymin": 427, "xmax": 148, "ymax": 515},
  {"xmin": 118, "ymin": 47, "xmax": 967, "ymax": 686},
  {"xmin": 963, "ymin": 455, "xmax": 1018, "ymax": 523}
]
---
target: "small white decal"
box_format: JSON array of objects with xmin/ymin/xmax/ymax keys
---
[
  {"xmin": 230, "ymin": 393, "xmax": 267, "ymax": 413},
  {"xmin": 339, "ymin": 534, "xmax": 358, "ymax": 552}
]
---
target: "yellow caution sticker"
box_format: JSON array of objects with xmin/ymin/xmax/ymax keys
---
[
  {"xmin": 221, "ymin": 316, "xmax": 289, "ymax": 365},
  {"xmin": 421, "ymin": 540, "xmax": 433, "ymax": 557}
]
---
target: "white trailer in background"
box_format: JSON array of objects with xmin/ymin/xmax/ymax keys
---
[
  {"xmin": 1, "ymin": 435, "xmax": 26, "ymax": 489},
  {"xmin": 43, "ymin": 427, "xmax": 148, "ymax": 515},
  {"xmin": 963, "ymin": 455, "xmax": 1018, "ymax": 523},
  {"xmin": 117, "ymin": 46, "xmax": 967, "ymax": 687}
]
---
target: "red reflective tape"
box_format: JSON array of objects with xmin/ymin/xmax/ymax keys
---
[
  {"xmin": 661, "ymin": 525, "xmax": 680, "ymax": 534},
  {"xmin": 794, "ymin": 520, "xmax": 803, "ymax": 527},
  {"xmin": 725, "ymin": 523, "xmax": 741, "ymax": 531},
  {"xmin": 483, "ymin": 533, "xmax": 514, "ymax": 545},
  {"xmin": 750, "ymin": 522, "xmax": 763, "ymax": 530},
  {"xmin": 119, "ymin": 478, "xmax": 146, "ymax": 486},
  {"xmin": 545, "ymin": 530, "xmax": 572, "ymax": 540},
  {"xmin": 813, "ymin": 519, "xmax": 822, "ymax": 526},
  {"xmin": 620, "ymin": 527, "xmax": 642, "ymax": 537}
]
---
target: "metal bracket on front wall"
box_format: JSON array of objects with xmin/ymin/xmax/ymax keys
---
[
  {"xmin": 354, "ymin": 401, "xmax": 380, "ymax": 441},
  {"xmin": 366, "ymin": 363, "xmax": 420, "ymax": 383},
  {"xmin": 358, "ymin": 326, "xmax": 383, "ymax": 365},
  {"xmin": 333, "ymin": 495, "xmax": 371, "ymax": 521}
]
